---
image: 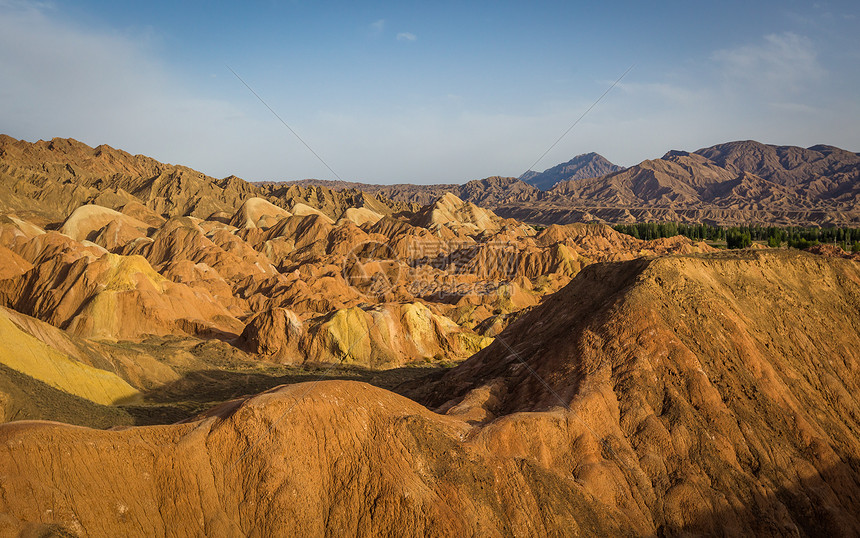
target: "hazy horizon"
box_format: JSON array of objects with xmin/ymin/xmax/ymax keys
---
[{"xmin": 2, "ymin": 0, "xmax": 858, "ymax": 184}]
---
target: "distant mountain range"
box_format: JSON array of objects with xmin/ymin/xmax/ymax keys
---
[
  {"xmin": 519, "ymin": 141, "xmax": 860, "ymax": 226},
  {"xmin": 289, "ymin": 141, "xmax": 860, "ymax": 227},
  {"xmin": 285, "ymin": 152, "xmax": 623, "ymax": 205},
  {"xmin": 3, "ymin": 134, "xmax": 856, "ymax": 228}
]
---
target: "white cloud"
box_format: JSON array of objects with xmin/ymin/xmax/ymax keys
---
[
  {"xmin": 767, "ymin": 101, "xmax": 820, "ymax": 114},
  {"xmin": 396, "ymin": 32, "xmax": 417, "ymax": 42},
  {"xmin": 370, "ymin": 19, "xmax": 385, "ymax": 34},
  {"xmin": 712, "ymin": 32, "xmax": 824, "ymax": 92},
  {"xmin": 615, "ymin": 81, "xmax": 709, "ymax": 107}
]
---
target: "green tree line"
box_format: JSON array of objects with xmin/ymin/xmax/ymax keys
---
[{"xmin": 613, "ymin": 222, "xmax": 860, "ymax": 252}]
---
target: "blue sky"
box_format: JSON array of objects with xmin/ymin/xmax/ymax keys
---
[{"xmin": 1, "ymin": 1, "xmax": 858, "ymax": 183}]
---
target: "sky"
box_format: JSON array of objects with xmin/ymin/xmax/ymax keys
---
[{"xmin": 1, "ymin": 1, "xmax": 858, "ymax": 184}]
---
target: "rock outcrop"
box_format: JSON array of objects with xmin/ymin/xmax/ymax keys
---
[
  {"xmin": 0, "ymin": 306, "xmax": 139, "ymax": 407},
  {"xmin": 411, "ymin": 192, "xmax": 503, "ymax": 234},
  {"xmin": 241, "ymin": 303, "xmax": 492, "ymax": 367},
  {"xmin": 228, "ymin": 197, "xmax": 292, "ymax": 229},
  {"xmin": 0, "ymin": 251, "xmax": 243, "ymax": 340}
]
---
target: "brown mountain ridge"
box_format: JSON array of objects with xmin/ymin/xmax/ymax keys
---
[{"xmin": 288, "ymin": 140, "xmax": 860, "ymax": 226}]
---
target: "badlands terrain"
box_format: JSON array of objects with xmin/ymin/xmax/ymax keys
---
[{"xmin": 0, "ymin": 134, "xmax": 859, "ymax": 535}]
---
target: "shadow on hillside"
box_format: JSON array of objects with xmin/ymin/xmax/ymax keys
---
[
  {"xmin": 121, "ymin": 371, "xmax": 860, "ymax": 536},
  {"xmin": 673, "ymin": 456, "xmax": 860, "ymax": 537},
  {"xmin": 119, "ymin": 363, "xmax": 449, "ymax": 426}
]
